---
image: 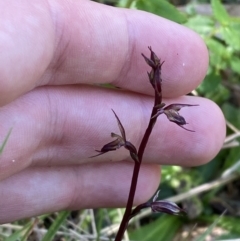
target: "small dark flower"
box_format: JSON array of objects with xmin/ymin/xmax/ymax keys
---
[
  {"xmin": 151, "ymin": 191, "xmax": 186, "ymax": 216},
  {"xmin": 152, "ymin": 103, "xmax": 198, "ymax": 132},
  {"xmin": 90, "ymin": 109, "xmax": 139, "ymax": 162},
  {"xmin": 142, "ymin": 46, "xmax": 164, "ymax": 98},
  {"xmin": 89, "ymin": 133, "xmax": 125, "ymax": 158},
  {"xmin": 130, "ymin": 190, "xmax": 187, "ymax": 219}
]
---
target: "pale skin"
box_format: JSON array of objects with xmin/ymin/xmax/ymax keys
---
[{"xmin": 0, "ymin": 0, "xmax": 225, "ymax": 224}]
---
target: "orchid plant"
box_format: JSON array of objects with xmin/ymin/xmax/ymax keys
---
[{"xmin": 92, "ymin": 47, "xmax": 197, "ymax": 241}]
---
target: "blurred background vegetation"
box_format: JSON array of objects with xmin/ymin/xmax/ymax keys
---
[{"xmin": 1, "ymin": 0, "xmax": 240, "ymax": 240}]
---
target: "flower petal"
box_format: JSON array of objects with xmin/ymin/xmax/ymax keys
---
[
  {"xmin": 112, "ymin": 109, "xmax": 126, "ymax": 142},
  {"xmin": 164, "ymin": 103, "xmax": 199, "ymax": 111}
]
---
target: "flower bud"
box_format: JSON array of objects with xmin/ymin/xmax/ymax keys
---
[
  {"xmin": 142, "ymin": 47, "xmax": 164, "ymax": 98},
  {"xmin": 151, "ymin": 191, "xmax": 186, "ymax": 216},
  {"xmin": 152, "ymin": 103, "xmax": 198, "ymax": 131}
]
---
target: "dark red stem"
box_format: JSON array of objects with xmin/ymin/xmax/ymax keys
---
[{"xmin": 115, "ymin": 88, "xmax": 161, "ymax": 241}]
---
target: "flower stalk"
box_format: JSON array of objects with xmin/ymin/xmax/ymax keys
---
[{"xmin": 91, "ymin": 47, "xmax": 196, "ymax": 241}]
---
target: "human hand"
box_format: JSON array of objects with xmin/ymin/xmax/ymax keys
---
[{"xmin": 0, "ymin": 0, "xmax": 225, "ymax": 224}]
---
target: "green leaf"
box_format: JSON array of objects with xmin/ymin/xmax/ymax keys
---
[
  {"xmin": 222, "ymin": 103, "xmax": 240, "ymax": 129},
  {"xmin": 230, "ymin": 56, "xmax": 240, "ymax": 75},
  {"xmin": 136, "ymin": 0, "xmax": 187, "ymax": 24},
  {"xmin": 224, "ymin": 147, "xmax": 240, "ymax": 169},
  {"xmin": 220, "ymin": 26, "xmax": 240, "ymax": 51},
  {"xmin": 185, "ymin": 15, "xmax": 214, "ymax": 36},
  {"xmin": 217, "ymin": 233, "xmax": 240, "ymax": 239},
  {"xmin": 42, "ymin": 211, "xmax": 70, "ymax": 241},
  {"xmin": 211, "ymin": 0, "xmax": 230, "ymax": 25},
  {"xmin": 96, "ymin": 209, "xmax": 105, "ymax": 241},
  {"xmin": 195, "ymin": 211, "xmax": 226, "ymax": 241},
  {"xmin": 209, "ymin": 84, "xmax": 229, "ymax": 104},
  {"xmin": 198, "ymin": 70, "xmax": 230, "ymax": 104},
  {"xmin": 198, "ymin": 72, "xmax": 221, "ymax": 94},
  {"xmin": 117, "ymin": 0, "xmax": 134, "ymax": 8},
  {"xmin": 196, "ymin": 152, "xmax": 224, "ymax": 182},
  {"xmin": 206, "ymin": 38, "xmax": 230, "ymax": 71},
  {"xmin": 200, "ymin": 215, "xmax": 240, "ymax": 235},
  {"xmin": 129, "ymin": 215, "xmax": 182, "ymax": 241},
  {"xmin": 0, "ymin": 128, "xmax": 12, "ymax": 155}
]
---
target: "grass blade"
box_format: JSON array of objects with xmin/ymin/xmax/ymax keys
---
[
  {"xmin": 0, "ymin": 128, "xmax": 12, "ymax": 154},
  {"xmin": 42, "ymin": 211, "xmax": 70, "ymax": 241},
  {"xmin": 195, "ymin": 211, "xmax": 227, "ymax": 241}
]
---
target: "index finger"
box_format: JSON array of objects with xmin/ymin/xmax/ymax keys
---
[{"xmin": 0, "ymin": 0, "xmax": 208, "ymax": 105}]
